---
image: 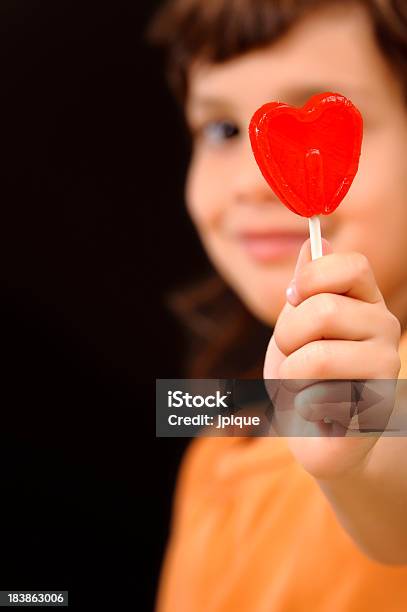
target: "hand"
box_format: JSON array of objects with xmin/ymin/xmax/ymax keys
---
[{"xmin": 264, "ymin": 239, "xmax": 401, "ymax": 480}]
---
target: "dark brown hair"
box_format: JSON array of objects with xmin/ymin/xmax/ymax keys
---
[
  {"xmin": 149, "ymin": 0, "xmax": 407, "ymax": 378},
  {"xmin": 149, "ymin": 0, "xmax": 407, "ymax": 102}
]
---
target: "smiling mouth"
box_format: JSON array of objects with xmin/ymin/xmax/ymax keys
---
[{"xmin": 237, "ymin": 232, "xmax": 308, "ymax": 263}]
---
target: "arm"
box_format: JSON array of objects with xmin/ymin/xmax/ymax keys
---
[
  {"xmin": 264, "ymin": 239, "xmax": 405, "ymax": 564},
  {"xmin": 319, "ymin": 436, "xmax": 407, "ymax": 564}
]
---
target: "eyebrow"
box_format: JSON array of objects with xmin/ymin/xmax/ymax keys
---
[
  {"xmin": 278, "ymin": 86, "xmax": 327, "ymax": 104},
  {"xmin": 186, "ymin": 95, "xmax": 236, "ymax": 115},
  {"xmin": 280, "ymin": 84, "xmax": 370, "ymax": 104},
  {"xmin": 187, "ymin": 83, "xmax": 370, "ymax": 118}
]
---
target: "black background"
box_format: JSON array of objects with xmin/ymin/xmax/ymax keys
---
[{"xmin": 0, "ymin": 1, "xmax": 204, "ymax": 609}]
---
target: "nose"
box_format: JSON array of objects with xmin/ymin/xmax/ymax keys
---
[{"xmin": 232, "ymin": 138, "xmax": 279, "ymax": 206}]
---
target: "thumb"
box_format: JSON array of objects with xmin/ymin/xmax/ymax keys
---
[
  {"xmin": 294, "ymin": 237, "xmax": 333, "ymax": 274},
  {"xmin": 287, "ymin": 237, "xmax": 333, "ymax": 305}
]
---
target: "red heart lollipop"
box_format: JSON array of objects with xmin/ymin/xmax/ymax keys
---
[{"xmin": 249, "ymin": 92, "xmax": 363, "ymax": 218}]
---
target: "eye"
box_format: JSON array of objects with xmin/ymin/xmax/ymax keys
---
[{"xmin": 199, "ymin": 120, "xmax": 240, "ymax": 145}]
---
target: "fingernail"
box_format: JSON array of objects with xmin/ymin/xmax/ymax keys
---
[{"xmin": 286, "ymin": 280, "xmax": 299, "ymax": 305}]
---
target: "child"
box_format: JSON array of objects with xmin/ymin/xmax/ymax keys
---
[{"xmin": 150, "ymin": 0, "xmax": 407, "ymax": 609}]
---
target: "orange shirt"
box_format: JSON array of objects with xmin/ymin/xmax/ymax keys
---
[{"xmin": 157, "ymin": 340, "xmax": 407, "ymax": 611}]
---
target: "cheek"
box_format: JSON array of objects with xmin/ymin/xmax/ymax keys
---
[
  {"xmin": 186, "ymin": 155, "xmax": 220, "ymax": 227},
  {"xmin": 333, "ymin": 123, "xmax": 407, "ymax": 292},
  {"xmin": 361, "ymin": 126, "xmax": 407, "ymax": 198},
  {"xmin": 185, "ymin": 150, "xmax": 235, "ymax": 230}
]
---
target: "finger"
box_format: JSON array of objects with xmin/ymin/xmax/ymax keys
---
[
  {"xmin": 279, "ymin": 378, "xmax": 396, "ymax": 433},
  {"xmin": 272, "ymin": 395, "xmax": 349, "ymax": 438},
  {"xmin": 289, "ymin": 251, "xmax": 383, "ymax": 306},
  {"xmin": 264, "ymin": 332, "xmax": 287, "ymax": 379},
  {"xmin": 294, "ymin": 381, "xmax": 359, "ymax": 428},
  {"xmin": 286, "ymin": 238, "xmax": 332, "ymax": 303},
  {"xmin": 275, "ymin": 294, "xmax": 399, "ymax": 356},
  {"xmin": 278, "ymin": 339, "xmax": 401, "ymax": 380},
  {"xmin": 296, "ymin": 237, "xmax": 333, "ymax": 269},
  {"xmin": 282, "ymin": 378, "xmax": 363, "ymax": 397}
]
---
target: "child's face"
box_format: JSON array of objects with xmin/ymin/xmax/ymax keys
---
[{"xmin": 185, "ymin": 3, "xmax": 407, "ymax": 327}]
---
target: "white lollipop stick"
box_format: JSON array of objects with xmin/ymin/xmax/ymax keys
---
[
  {"xmin": 308, "ymin": 215, "xmax": 322, "ymax": 260},
  {"xmin": 309, "ymin": 214, "xmax": 331, "ymax": 423}
]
